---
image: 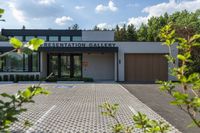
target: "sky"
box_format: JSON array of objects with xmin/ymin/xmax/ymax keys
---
[{"xmin": 0, "ymin": 0, "xmax": 200, "ymax": 30}]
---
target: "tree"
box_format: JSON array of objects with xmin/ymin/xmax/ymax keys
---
[
  {"xmin": 120, "ymin": 24, "xmax": 127, "ymax": 41},
  {"xmin": 93, "ymin": 25, "xmax": 100, "ymax": 31},
  {"xmin": 137, "ymin": 23, "xmax": 148, "ymax": 41},
  {"xmin": 126, "ymin": 24, "xmax": 137, "ymax": 41},
  {"xmin": 0, "ymin": 34, "xmax": 8, "ymax": 41},
  {"xmin": 72, "ymin": 24, "xmax": 79, "ymax": 30},
  {"xmin": 159, "ymin": 23, "xmax": 200, "ymax": 128},
  {"xmin": 114, "ymin": 25, "xmax": 121, "ymax": 41}
]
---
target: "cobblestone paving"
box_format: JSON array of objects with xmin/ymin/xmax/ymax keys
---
[{"xmin": 0, "ymin": 83, "xmax": 180, "ymax": 133}]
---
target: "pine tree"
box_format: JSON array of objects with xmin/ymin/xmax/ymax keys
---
[
  {"xmin": 137, "ymin": 23, "xmax": 148, "ymax": 41},
  {"xmin": 126, "ymin": 24, "xmax": 137, "ymax": 41}
]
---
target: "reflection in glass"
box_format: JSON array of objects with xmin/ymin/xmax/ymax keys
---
[
  {"xmin": 4, "ymin": 52, "xmax": 24, "ymax": 72},
  {"xmin": 61, "ymin": 36, "xmax": 70, "ymax": 42},
  {"xmin": 72, "ymin": 36, "xmax": 82, "ymax": 41},
  {"xmin": 61, "ymin": 56, "xmax": 70, "ymax": 77},
  {"xmin": 74, "ymin": 55, "xmax": 81, "ymax": 77},
  {"xmin": 49, "ymin": 56, "xmax": 58, "ymax": 76},
  {"xmin": 49, "ymin": 36, "xmax": 58, "ymax": 42},
  {"xmin": 32, "ymin": 52, "xmax": 39, "ymax": 72}
]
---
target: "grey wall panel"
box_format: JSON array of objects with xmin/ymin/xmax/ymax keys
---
[
  {"xmin": 82, "ymin": 53, "xmax": 114, "ymax": 80},
  {"xmin": 82, "ymin": 31, "xmax": 114, "ymax": 41}
]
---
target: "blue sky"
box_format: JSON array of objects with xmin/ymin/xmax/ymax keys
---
[{"xmin": 0, "ymin": 0, "xmax": 200, "ymax": 29}]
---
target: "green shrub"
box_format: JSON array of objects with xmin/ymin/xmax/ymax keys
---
[
  {"xmin": 15, "ymin": 75, "xmax": 19, "ymax": 82},
  {"xmin": 83, "ymin": 77, "xmax": 94, "ymax": 82},
  {"xmin": 24, "ymin": 75, "xmax": 29, "ymax": 81},
  {"xmin": 10, "ymin": 75, "xmax": 14, "ymax": 81},
  {"xmin": 3, "ymin": 75, "xmax": 8, "ymax": 81},
  {"xmin": 35, "ymin": 75, "xmax": 40, "ymax": 81},
  {"xmin": 30, "ymin": 75, "xmax": 34, "ymax": 81}
]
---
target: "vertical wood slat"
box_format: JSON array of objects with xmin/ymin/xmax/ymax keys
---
[{"xmin": 125, "ymin": 54, "xmax": 168, "ymax": 82}]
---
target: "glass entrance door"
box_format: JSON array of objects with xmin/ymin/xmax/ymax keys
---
[
  {"xmin": 49, "ymin": 55, "xmax": 59, "ymax": 77},
  {"xmin": 61, "ymin": 55, "xmax": 70, "ymax": 77},
  {"xmin": 48, "ymin": 54, "xmax": 82, "ymax": 79}
]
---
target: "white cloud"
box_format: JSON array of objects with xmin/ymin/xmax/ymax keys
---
[
  {"xmin": 38, "ymin": 0, "xmax": 56, "ymax": 5},
  {"xmin": 143, "ymin": 0, "xmax": 200, "ymax": 17},
  {"xmin": 75, "ymin": 6, "xmax": 85, "ymax": 10},
  {"xmin": 95, "ymin": 0, "xmax": 118, "ymax": 13},
  {"xmin": 127, "ymin": 0, "xmax": 200, "ymax": 28},
  {"xmin": 55, "ymin": 16, "xmax": 73, "ymax": 25},
  {"xmin": 127, "ymin": 16, "xmax": 149, "ymax": 28},
  {"xmin": 97, "ymin": 23, "xmax": 113, "ymax": 29},
  {"xmin": 8, "ymin": 1, "xmax": 27, "ymax": 23}
]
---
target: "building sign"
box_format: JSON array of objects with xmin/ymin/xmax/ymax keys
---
[{"xmin": 42, "ymin": 42, "xmax": 116, "ymax": 48}]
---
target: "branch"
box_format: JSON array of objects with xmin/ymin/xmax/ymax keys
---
[
  {"xmin": 186, "ymin": 106, "xmax": 200, "ymax": 128},
  {"xmin": 0, "ymin": 49, "xmax": 16, "ymax": 58}
]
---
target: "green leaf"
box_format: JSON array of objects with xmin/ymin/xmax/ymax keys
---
[
  {"xmin": 9, "ymin": 37, "xmax": 23, "ymax": 49},
  {"xmin": 177, "ymin": 54, "xmax": 186, "ymax": 61},
  {"xmin": 22, "ymin": 47, "xmax": 33, "ymax": 55},
  {"xmin": 22, "ymin": 89, "xmax": 32, "ymax": 98},
  {"xmin": 4, "ymin": 120, "xmax": 12, "ymax": 125},
  {"xmin": 192, "ymin": 42, "xmax": 200, "ymax": 47},
  {"xmin": 0, "ymin": 93, "xmax": 12, "ymax": 98},
  {"xmin": 28, "ymin": 38, "xmax": 44, "ymax": 51},
  {"xmin": 190, "ymin": 34, "xmax": 200, "ymax": 43},
  {"xmin": 0, "ymin": 8, "xmax": 4, "ymax": 14},
  {"xmin": 172, "ymin": 91, "xmax": 188, "ymax": 100}
]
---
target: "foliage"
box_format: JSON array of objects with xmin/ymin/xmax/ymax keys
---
[
  {"xmin": 158, "ymin": 23, "xmax": 200, "ymax": 128},
  {"xmin": 0, "ymin": 35, "xmax": 9, "ymax": 41},
  {"xmin": 0, "ymin": 8, "xmax": 5, "ymax": 22},
  {"xmin": 0, "ymin": 8, "xmax": 49, "ymax": 132},
  {"xmin": 100, "ymin": 102, "xmax": 170, "ymax": 133},
  {"xmin": 0, "ymin": 85, "xmax": 49, "ymax": 132}
]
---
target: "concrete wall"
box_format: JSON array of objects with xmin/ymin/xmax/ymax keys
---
[
  {"xmin": 82, "ymin": 53, "xmax": 115, "ymax": 80},
  {"xmin": 82, "ymin": 31, "xmax": 114, "ymax": 41}
]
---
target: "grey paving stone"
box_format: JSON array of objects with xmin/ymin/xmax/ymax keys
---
[{"xmin": 0, "ymin": 83, "xmax": 180, "ymax": 133}]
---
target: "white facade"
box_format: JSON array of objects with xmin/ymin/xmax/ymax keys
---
[{"xmin": 0, "ymin": 30, "xmax": 178, "ymax": 82}]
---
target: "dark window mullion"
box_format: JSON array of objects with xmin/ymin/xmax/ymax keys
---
[
  {"xmin": 70, "ymin": 54, "xmax": 74, "ymax": 78},
  {"xmin": 23, "ymin": 54, "xmax": 25, "ymax": 72},
  {"xmin": 28, "ymin": 54, "xmax": 32, "ymax": 72},
  {"xmin": 58, "ymin": 54, "xmax": 61, "ymax": 78}
]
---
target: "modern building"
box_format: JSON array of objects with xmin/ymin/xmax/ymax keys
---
[{"xmin": 0, "ymin": 29, "xmax": 177, "ymax": 82}]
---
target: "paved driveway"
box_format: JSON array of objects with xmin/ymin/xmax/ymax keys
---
[
  {"xmin": 122, "ymin": 84, "xmax": 200, "ymax": 133},
  {"xmin": 0, "ymin": 83, "xmax": 179, "ymax": 133}
]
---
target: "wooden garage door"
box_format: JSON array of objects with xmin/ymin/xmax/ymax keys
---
[{"xmin": 125, "ymin": 54, "xmax": 168, "ymax": 82}]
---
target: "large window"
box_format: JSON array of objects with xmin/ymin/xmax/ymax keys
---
[
  {"xmin": 25, "ymin": 36, "xmax": 34, "ymax": 41},
  {"xmin": 72, "ymin": 36, "xmax": 82, "ymax": 41},
  {"xmin": 32, "ymin": 52, "xmax": 39, "ymax": 72},
  {"xmin": 61, "ymin": 36, "xmax": 70, "ymax": 42},
  {"xmin": 0, "ymin": 52, "xmax": 40, "ymax": 72},
  {"xmin": 4, "ymin": 52, "xmax": 24, "ymax": 72},
  {"xmin": 14, "ymin": 36, "xmax": 23, "ymax": 41},
  {"xmin": 37, "ymin": 36, "xmax": 47, "ymax": 41},
  {"xmin": 49, "ymin": 36, "xmax": 58, "ymax": 42}
]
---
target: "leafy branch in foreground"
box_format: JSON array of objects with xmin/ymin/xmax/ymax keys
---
[
  {"xmin": 0, "ymin": 8, "xmax": 50, "ymax": 132},
  {"xmin": 0, "ymin": 39, "xmax": 50, "ymax": 132},
  {"xmin": 100, "ymin": 103, "xmax": 170, "ymax": 133},
  {"xmin": 158, "ymin": 23, "xmax": 200, "ymax": 128}
]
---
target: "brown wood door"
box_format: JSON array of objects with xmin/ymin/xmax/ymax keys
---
[{"xmin": 125, "ymin": 54, "xmax": 168, "ymax": 82}]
